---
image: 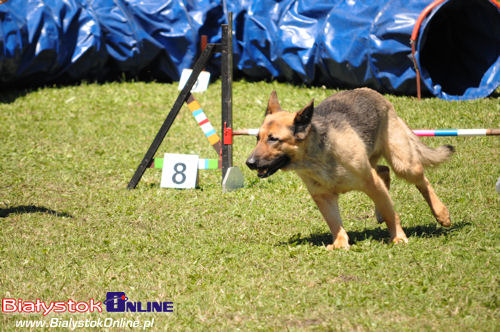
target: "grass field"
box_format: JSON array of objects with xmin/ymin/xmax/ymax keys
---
[{"xmin": 0, "ymin": 80, "xmax": 499, "ymax": 331}]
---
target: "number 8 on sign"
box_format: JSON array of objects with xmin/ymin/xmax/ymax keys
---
[
  {"xmin": 172, "ymin": 163, "xmax": 187, "ymax": 184},
  {"xmin": 160, "ymin": 154, "xmax": 199, "ymax": 189}
]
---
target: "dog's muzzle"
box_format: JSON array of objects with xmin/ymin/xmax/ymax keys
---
[
  {"xmin": 246, "ymin": 155, "xmax": 290, "ymax": 178},
  {"xmin": 246, "ymin": 157, "xmax": 258, "ymax": 170}
]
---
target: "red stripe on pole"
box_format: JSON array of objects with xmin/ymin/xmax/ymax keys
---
[{"xmin": 198, "ymin": 118, "xmax": 209, "ymax": 126}]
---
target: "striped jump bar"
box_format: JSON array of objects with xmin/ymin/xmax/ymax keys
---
[
  {"xmin": 187, "ymin": 94, "xmax": 222, "ymax": 155},
  {"xmin": 413, "ymin": 129, "xmax": 500, "ymax": 136},
  {"xmin": 150, "ymin": 158, "xmax": 221, "ymax": 170},
  {"xmin": 233, "ymin": 128, "xmax": 500, "ymax": 137}
]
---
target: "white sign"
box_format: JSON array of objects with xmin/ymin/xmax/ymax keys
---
[
  {"xmin": 178, "ymin": 69, "xmax": 211, "ymax": 93},
  {"xmin": 160, "ymin": 153, "xmax": 199, "ymax": 189}
]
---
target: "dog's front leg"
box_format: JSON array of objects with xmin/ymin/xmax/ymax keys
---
[
  {"xmin": 363, "ymin": 168, "xmax": 408, "ymax": 244},
  {"xmin": 310, "ymin": 193, "xmax": 350, "ymax": 250},
  {"xmin": 375, "ymin": 165, "xmax": 391, "ymax": 223}
]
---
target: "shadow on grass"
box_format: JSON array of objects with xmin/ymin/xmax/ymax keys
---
[
  {"xmin": 0, "ymin": 88, "xmax": 34, "ymax": 104},
  {"xmin": 0, "ymin": 205, "xmax": 73, "ymax": 218},
  {"xmin": 282, "ymin": 221, "xmax": 471, "ymax": 247}
]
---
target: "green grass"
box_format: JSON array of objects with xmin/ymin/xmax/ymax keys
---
[{"xmin": 0, "ymin": 81, "xmax": 498, "ymax": 331}]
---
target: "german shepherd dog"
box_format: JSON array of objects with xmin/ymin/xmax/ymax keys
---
[{"xmin": 246, "ymin": 88, "xmax": 454, "ymax": 249}]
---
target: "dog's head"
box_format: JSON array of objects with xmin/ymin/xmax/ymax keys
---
[{"xmin": 246, "ymin": 90, "xmax": 314, "ymax": 178}]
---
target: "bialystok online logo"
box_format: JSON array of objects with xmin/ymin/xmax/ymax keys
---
[
  {"xmin": 104, "ymin": 292, "xmax": 173, "ymax": 313},
  {"xmin": 2, "ymin": 292, "xmax": 173, "ymax": 315}
]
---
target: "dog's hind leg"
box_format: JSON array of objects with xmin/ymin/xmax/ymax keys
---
[
  {"xmin": 310, "ymin": 193, "xmax": 350, "ymax": 250},
  {"xmin": 409, "ymin": 172, "xmax": 451, "ymax": 227},
  {"xmin": 363, "ymin": 168, "xmax": 408, "ymax": 244},
  {"xmin": 374, "ymin": 165, "xmax": 391, "ymax": 223},
  {"xmin": 384, "ymin": 116, "xmax": 452, "ymax": 227},
  {"xmin": 386, "ymin": 149, "xmax": 451, "ymax": 227}
]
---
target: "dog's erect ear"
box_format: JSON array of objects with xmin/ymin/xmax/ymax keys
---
[
  {"xmin": 293, "ymin": 99, "xmax": 314, "ymax": 140},
  {"xmin": 266, "ymin": 90, "xmax": 282, "ymax": 115}
]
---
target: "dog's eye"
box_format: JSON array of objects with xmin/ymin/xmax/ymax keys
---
[{"xmin": 267, "ymin": 135, "xmax": 280, "ymax": 143}]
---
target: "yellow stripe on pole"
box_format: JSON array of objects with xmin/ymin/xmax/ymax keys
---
[
  {"xmin": 187, "ymin": 100, "xmax": 202, "ymax": 112},
  {"xmin": 208, "ymin": 134, "xmax": 220, "ymax": 145}
]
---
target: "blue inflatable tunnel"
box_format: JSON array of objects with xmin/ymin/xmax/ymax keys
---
[
  {"xmin": 226, "ymin": 0, "xmax": 500, "ymax": 100},
  {"xmin": 412, "ymin": 0, "xmax": 500, "ymax": 100},
  {"xmin": 0, "ymin": 0, "xmax": 499, "ymax": 100}
]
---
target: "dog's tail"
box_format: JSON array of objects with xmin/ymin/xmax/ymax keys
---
[
  {"xmin": 397, "ymin": 116, "xmax": 455, "ymax": 167},
  {"xmin": 412, "ymin": 137, "xmax": 455, "ymax": 167},
  {"xmin": 387, "ymin": 116, "xmax": 455, "ymax": 169}
]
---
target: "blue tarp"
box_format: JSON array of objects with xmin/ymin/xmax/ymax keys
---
[{"xmin": 1, "ymin": 0, "xmax": 499, "ymax": 100}]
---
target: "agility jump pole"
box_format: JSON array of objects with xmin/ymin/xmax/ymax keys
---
[
  {"xmin": 127, "ymin": 13, "xmax": 235, "ymax": 190},
  {"xmin": 186, "ymin": 94, "xmax": 222, "ymax": 155},
  {"xmin": 147, "ymin": 94, "xmax": 223, "ymax": 170},
  {"xmin": 233, "ymin": 128, "xmax": 500, "ymax": 137},
  {"xmin": 149, "ymin": 94, "xmax": 223, "ymax": 170},
  {"xmin": 412, "ymin": 129, "xmax": 500, "ymax": 136}
]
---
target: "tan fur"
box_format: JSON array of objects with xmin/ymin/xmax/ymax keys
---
[{"xmin": 247, "ymin": 88, "xmax": 454, "ymax": 249}]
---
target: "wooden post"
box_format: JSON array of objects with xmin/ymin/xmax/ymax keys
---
[{"xmin": 201, "ymin": 35, "xmax": 208, "ymax": 53}]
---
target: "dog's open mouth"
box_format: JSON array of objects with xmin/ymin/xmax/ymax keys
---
[
  {"xmin": 257, "ymin": 168, "xmax": 275, "ymax": 178},
  {"xmin": 255, "ymin": 155, "xmax": 291, "ymax": 178}
]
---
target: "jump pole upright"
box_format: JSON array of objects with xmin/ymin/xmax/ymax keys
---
[
  {"xmin": 221, "ymin": 12, "xmax": 233, "ymax": 182},
  {"xmin": 220, "ymin": 12, "xmax": 244, "ymax": 192}
]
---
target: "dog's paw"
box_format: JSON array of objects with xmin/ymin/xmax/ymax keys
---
[
  {"xmin": 435, "ymin": 207, "xmax": 451, "ymax": 227},
  {"xmin": 437, "ymin": 217, "xmax": 451, "ymax": 228},
  {"xmin": 391, "ymin": 236, "xmax": 408, "ymax": 245},
  {"xmin": 327, "ymin": 238, "xmax": 350, "ymax": 250}
]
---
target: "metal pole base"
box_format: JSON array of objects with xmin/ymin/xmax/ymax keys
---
[{"xmin": 222, "ymin": 166, "xmax": 244, "ymax": 193}]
